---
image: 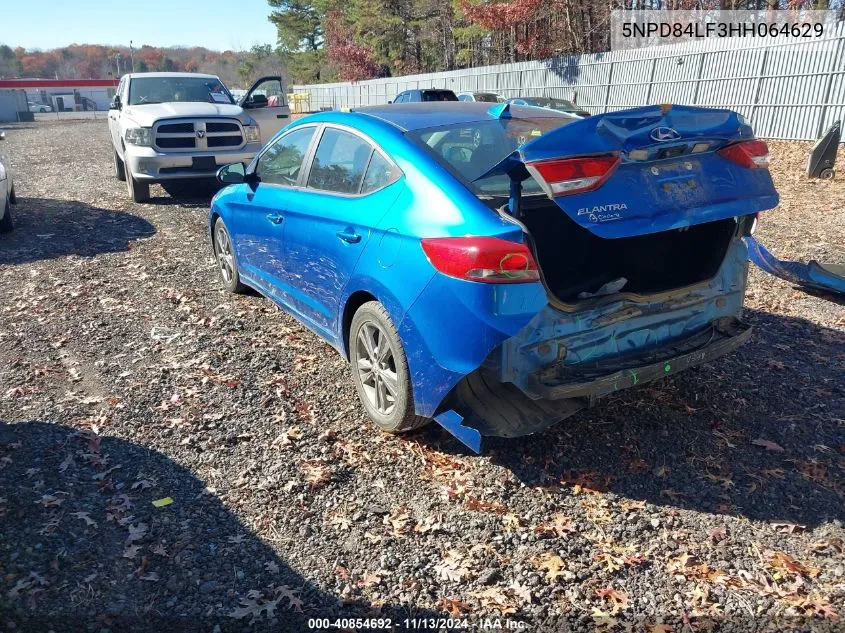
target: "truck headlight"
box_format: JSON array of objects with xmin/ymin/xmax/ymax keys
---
[
  {"xmin": 243, "ymin": 125, "xmax": 260, "ymax": 144},
  {"xmin": 125, "ymin": 127, "xmax": 153, "ymax": 147}
]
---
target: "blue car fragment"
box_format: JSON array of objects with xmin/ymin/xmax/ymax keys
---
[{"xmin": 745, "ymin": 235, "xmax": 845, "ymax": 295}]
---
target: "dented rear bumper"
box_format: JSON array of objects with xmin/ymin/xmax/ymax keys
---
[{"xmin": 524, "ymin": 317, "xmax": 751, "ymax": 401}]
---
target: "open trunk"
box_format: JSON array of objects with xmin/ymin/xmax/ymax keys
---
[{"xmin": 521, "ymin": 197, "xmax": 737, "ymax": 303}]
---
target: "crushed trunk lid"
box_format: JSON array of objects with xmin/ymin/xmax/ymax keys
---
[{"xmin": 481, "ymin": 104, "xmax": 779, "ymax": 238}]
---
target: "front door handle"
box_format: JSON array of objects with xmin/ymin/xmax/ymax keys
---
[
  {"xmin": 266, "ymin": 214, "xmax": 284, "ymax": 225},
  {"xmin": 336, "ymin": 230, "xmax": 361, "ymax": 244}
]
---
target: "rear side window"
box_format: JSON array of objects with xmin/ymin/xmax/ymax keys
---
[
  {"xmin": 257, "ymin": 127, "xmax": 315, "ymax": 187},
  {"xmin": 422, "ymin": 90, "xmax": 458, "ymax": 102},
  {"xmin": 361, "ymin": 152, "xmax": 395, "ymax": 194},
  {"xmin": 307, "ymin": 128, "xmax": 373, "ymax": 194}
]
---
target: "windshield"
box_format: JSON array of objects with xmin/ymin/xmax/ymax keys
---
[
  {"xmin": 128, "ymin": 77, "xmax": 234, "ymax": 106},
  {"xmin": 406, "ymin": 116, "xmax": 574, "ymax": 197}
]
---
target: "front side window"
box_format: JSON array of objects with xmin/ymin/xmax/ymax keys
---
[
  {"xmin": 127, "ymin": 76, "xmax": 234, "ymax": 106},
  {"xmin": 247, "ymin": 78, "xmax": 284, "ymax": 107},
  {"xmin": 257, "ymin": 127, "xmax": 316, "ymax": 187},
  {"xmin": 307, "ymin": 128, "xmax": 373, "ymax": 194}
]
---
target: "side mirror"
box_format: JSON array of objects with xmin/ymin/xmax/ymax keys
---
[
  {"xmin": 387, "ymin": 100, "xmax": 392, "ymax": 104},
  {"xmin": 217, "ymin": 163, "xmax": 246, "ymax": 185},
  {"xmin": 109, "ymin": 96, "xmax": 121, "ymax": 110},
  {"xmin": 245, "ymin": 94, "xmax": 268, "ymax": 109}
]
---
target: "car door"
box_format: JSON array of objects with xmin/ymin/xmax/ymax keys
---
[
  {"xmin": 240, "ymin": 76, "xmax": 291, "ymax": 145},
  {"xmin": 281, "ymin": 125, "xmax": 402, "ymax": 336},
  {"xmin": 108, "ymin": 77, "xmax": 125, "ymax": 152},
  {"xmin": 229, "ymin": 125, "xmax": 318, "ymax": 294}
]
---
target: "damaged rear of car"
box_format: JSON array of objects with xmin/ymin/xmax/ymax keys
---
[{"xmin": 396, "ymin": 104, "xmax": 779, "ymax": 450}]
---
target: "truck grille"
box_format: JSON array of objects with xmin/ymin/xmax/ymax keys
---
[{"xmin": 153, "ymin": 119, "xmax": 244, "ymax": 152}]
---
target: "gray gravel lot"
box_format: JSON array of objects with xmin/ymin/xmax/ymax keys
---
[{"xmin": 0, "ymin": 119, "xmax": 843, "ymax": 632}]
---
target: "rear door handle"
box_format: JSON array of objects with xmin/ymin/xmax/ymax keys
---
[
  {"xmin": 266, "ymin": 214, "xmax": 284, "ymax": 224},
  {"xmin": 336, "ymin": 230, "xmax": 361, "ymax": 244}
]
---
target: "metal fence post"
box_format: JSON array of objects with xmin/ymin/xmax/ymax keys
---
[
  {"xmin": 691, "ymin": 52, "xmax": 706, "ymax": 105},
  {"xmin": 603, "ymin": 62, "xmax": 615, "ymax": 114},
  {"xmin": 644, "ymin": 57, "xmax": 657, "ymax": 106},
  {"xmin": 749, "ymin": 48, "xmax": 769, "ymax": 129},
  {"xmin": 816, "ymin": 36, "xmax": 843, "ymax": 138}
]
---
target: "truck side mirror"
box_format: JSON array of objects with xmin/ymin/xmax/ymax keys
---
[
  {"xmin": 246, "ymin": 94, "xmax": 268, "ymax": 109},
  {"xmin": 110, "ymin": 95, "xmax": 121, "ymax": 110}
]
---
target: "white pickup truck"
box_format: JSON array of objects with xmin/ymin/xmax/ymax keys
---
[{"xmin": 108, "ymin": 72, "xmax": 290, "ymax": 202}]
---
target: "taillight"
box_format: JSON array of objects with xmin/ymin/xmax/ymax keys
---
[
  {"xmin": 718, "ymin": 139, "xmax": 770, "ymax": 169},
  {"xmin": 526, "ymin": 155, "xmax": 620, "ymax": 196},
  {"xmin": 420, "ymin": 236, "xmax": 540, "ymax": 284}
]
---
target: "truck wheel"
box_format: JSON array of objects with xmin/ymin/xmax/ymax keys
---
[
  {"xmin": 114, "ymin": 151, "xmax": 126, "ymax": 181},
  {"xmin": 126, "ymin": 172, "xmax": 150, "ymax": 203},
  {"xmin": 819, "ymin": 168, "xmax": 835, "ymax": 181},
  {"xmin": 349, "ymin": 301, "xmax": 430, "ymax": 434},
  {"xmin": 0, "ymin": 199, "xmax": 12, "ymax": 233}
]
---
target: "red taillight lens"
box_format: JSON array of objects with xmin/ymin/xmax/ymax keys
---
[
  {"xmin": 526, "ymin": 155, "xmax": 620, "ymax": 196},
  {"xmin": 718, "ymin": 139, "xmax": 770, "ymax": 169},
  {"xmin": 420, "ymin": 236, "xmax": 540, "ymax": 284}
]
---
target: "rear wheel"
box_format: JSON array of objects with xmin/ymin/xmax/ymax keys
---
[
  {"xmin": 0, "ymin": 199, "xmax": 12, "ymax": 233},
  {"xmin": 819, "ymin": 168, "xmax": 835, "ymax": 181},
  {"xmin": 126, "ymin": 171, "xmax": 150, "ymax": 202},
  {"xmin": 114, "ymin": 150, "xmax": 126, "ymax": 181},
  {"xmin": 349, "ymin": 301, "xmax": 429, "ymax": 433}
]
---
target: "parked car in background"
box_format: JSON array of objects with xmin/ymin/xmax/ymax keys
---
[
  {"xmin": 390, "ymin": 89, "xmax": 458, "ymax": 103},
  {"xmin": 108, "ymin": 72, "xmax": 290, "ymax": 202},
  {"xmin": 0, "ymin": 130, "xmax": 16, "ymax": 233},
  {"xmin": 457, "ymin": 92, "xmax": 503, "ymax": 103},
  {"xmin": 28, "ymin": 102, "xmax": 52, "ymax": 113},
  {"xmin": 208, "ymin": 102, "xmax": 777, "ymax": 450},
  {"xmin": 505, "ymin": 96, "xmax": 591, "ymax": 117}
]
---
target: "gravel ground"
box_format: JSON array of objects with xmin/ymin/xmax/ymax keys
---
[{"xmin": 0, "ymin": 120, "xmax": 843, "ymax": 633}]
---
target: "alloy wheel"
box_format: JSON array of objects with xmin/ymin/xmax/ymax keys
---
[
  {"xmin": 355, "ymin": 322, "xmax": 398, "ymax": 416},
  {"xmin": 215, "ymin": 225, "xmax": 235, "ymax": 284}
]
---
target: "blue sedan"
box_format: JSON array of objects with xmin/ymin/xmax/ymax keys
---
[{"xmin": 209, "ymin": 102, "xmax": 778, "ymax": 451}]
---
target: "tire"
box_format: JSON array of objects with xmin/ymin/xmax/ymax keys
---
[
  {"xmin": 349, "ymin": 301, "xmax": 430, "ymax": 433},
  {"xmin": 819, "ymin": 168, "xmax": 835, "ymax": 181},
  {"xmin": 0, "ymin": 199, "xmax": 12, "ymax": 234},
  {"xmin": 114, "ymin": 150, "xmax": 126, "ymax": 181},
  {"xmin": 126, "ymin": 171, "xmax": 150, "ymax": 202},
  {"xmin": 212, "ymin": 218, "xmax": 247, "ymax": 294}
]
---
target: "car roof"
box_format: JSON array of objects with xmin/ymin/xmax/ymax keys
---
[
  {"xmin": 126, "ymin": 72, "xmax": 220, "ymax": 80},
  {"xmin": 354, "ymin": 102, "xmax": 568, "ymax": 132}
]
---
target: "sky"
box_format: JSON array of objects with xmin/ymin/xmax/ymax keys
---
[{"xmin": 2, "ymin": 0, "xmax": 279, "ymax": 52}]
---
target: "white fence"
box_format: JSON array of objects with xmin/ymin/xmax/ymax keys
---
[{"xmin": 293, "ymin": 22, "xmax": 845, "ymax": 141}]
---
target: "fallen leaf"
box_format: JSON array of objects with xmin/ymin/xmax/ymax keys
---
[
  {"xmin": 72, "ymin": 512, "xmax": 97, "ymax": 527},
  {"xmin": 752, "ymin": 438, "xmax": 784, "ymax": 452}
]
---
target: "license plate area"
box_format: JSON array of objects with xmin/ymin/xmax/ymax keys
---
[
  {"xmin": 647, "ymin": 159, "xmax": 705, "ymax": 205},
  {"xmin": 192, "ymin": 156, "xmax": 217, "ymax": 171}
]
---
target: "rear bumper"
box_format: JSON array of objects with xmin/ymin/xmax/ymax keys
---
[
  {"xmin": 526, "ymin": 317, "xmax": 751, "ymax": 400},
  {"xmin": 451, "ymin": 317, "xmax": 751, "ymax": 439},
  {"xmin": 125, "ymin": 144, "xmax": 260, "ymax": 182}
]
